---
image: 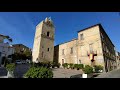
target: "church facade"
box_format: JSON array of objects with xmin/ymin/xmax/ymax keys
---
[{"xmin": 32, "ymin": 18, "xmax": 117, "ymax": 72}]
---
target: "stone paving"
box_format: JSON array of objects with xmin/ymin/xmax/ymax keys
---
[{"xmin": 52, "ymin": 68, "xmax": 83, "ymax": 78}]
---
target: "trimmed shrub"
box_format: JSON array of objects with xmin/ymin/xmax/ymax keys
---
[
  {"xmin": 77, "ymin": 64, "xmax": 84, "ymax": 70},
  {"xmin": 6, "ymin": 63, "xmax": 15, "ymax": 72},
  {"xmin": 94, "ymin": 65, "xmax": 103, "ymax": 73},
  {"xmin": 83, "ymin": 65, "xmax": 93, "ymax": 74},
  {"xmin": 52, "ymin": 62, "xmax": 61, "ymax": 68},
  {"xmin": 62, "ymin": 63, "xmax": 68, "ymax": 68},
  {"xmin": 56, "ymin": 63, "xmax": 61, "ymax": 68},
  {"xmin": 74, "ymin": 64, "xmax": 84, "ymax": 70},
  {"xmin": 31, "ymin": 61, "xmax": 52, "ymax": 68},
  {"xmin": 74, "ymin": 64, "xmax": 78, "ymax": 69},
  {"xmin": 69, "ymin": 63, "xmax": 74, "ymax": 69},
  {"xmin": 24, "ymin": 67, "xmax": 53, "ymax": 78}
]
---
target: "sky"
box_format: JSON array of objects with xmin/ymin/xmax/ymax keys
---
[{"xmin": 0, "ymin": 12, "xmax": 120, "ymax": 51}]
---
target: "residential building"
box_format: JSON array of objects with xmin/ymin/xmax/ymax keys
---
[
  {"xmin": 0, "ymin": 34, "xmax": 14, "ymax": 66},
  {"xmin": 116, "ymin": 51, "xmax": 120, "ymax": 69},
  {"xmin": 54, "ymin": 24, "xmax": 116, "ymax": 72}
]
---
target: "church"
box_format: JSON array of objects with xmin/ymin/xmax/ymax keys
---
[{"xmin": 32, "ymin": 17, "xmax": 117, "ymax": 72}]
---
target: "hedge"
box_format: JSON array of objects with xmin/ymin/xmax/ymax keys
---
[{"xmin": 24, "ymin": 67, "xmax": 53, "ymax": 78}]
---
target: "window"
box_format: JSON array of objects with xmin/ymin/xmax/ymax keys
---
[
  {"xmin": 47, "ymin": 32, "xmax": 50, "ymax": 37},
  {"xmin": 101, "ymin": 33, "xmax": 104, "ymax": 39},
  {"xmin": 102, "ymin": 43, "xmax": 104, "ymax": 51},
  {"xmin": 42, "ymin": 52, "xmax": 44, "ymax": 57},
  {"xmin": 80, "ymin": 46, "xmax": 84, "ymax": 56},
  {"xmin": 80, "ymin": 33, "xmax": 84, "ymax": 40},
  {"xmin": 89, "ymin": 43, "xmax": 93, "ymax": 53},
  {"xmin": 79, "ymin": 60, "xmax": 81, "ymax": 64},
  {"xmin": 70, "ymin": 47, "xmax": 73, "ymax": 54},
  {"xmin": 48, "ymin": 48, "xmax": 49, "ymax": 51},
  {"xmin": 62, "ymin": 49, "xmax": 64, "ymax": 55},
  {"xmin": 106, "ymin": 46, "xmax": 108, "ymax": 52}
]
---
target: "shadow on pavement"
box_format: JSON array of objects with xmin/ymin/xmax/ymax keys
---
[
  {"xmin": 70, "ymin": 73, "xmax": 100, "ymax": 78},
  {"xmin": 70, "ymin": 74, "xmax": 82, "ymax": 78}
]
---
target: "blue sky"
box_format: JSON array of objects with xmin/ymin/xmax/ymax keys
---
[{"xmin": 0, "ymin": 12, "xmax": 120, "ymax": 51}]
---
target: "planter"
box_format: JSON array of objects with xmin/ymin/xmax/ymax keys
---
[
  {"xmin": 7, "ymin": 71, "xmax": 14, "ymax": 78},
  {"xmin": 99, "ymin": 70, "xmax": 103, "ymax": 73},
  {"xmin": 82, "ymin": 74, "xmax": 87, "ymax": 78},
  {"xmin": 1, "ymin": 65, "xmax": 4, "ymax": 67}
]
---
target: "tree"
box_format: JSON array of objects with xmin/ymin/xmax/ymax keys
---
[{"xmin": 23, "ymin": 50, "xmax": 32, "ymax": 60}]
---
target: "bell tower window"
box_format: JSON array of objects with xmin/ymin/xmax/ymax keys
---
[
  {"xmin": 47, "ymin": 32, "xmax": 50, "ymax": 37},
  {"xmin": 48, "ymin": 48, "xmax": 49, "ymax": 52}
]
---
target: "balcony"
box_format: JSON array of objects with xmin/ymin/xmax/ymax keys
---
[{"xmin": 87, "ymin": 50, "xmax": 97, "ymax": 56}]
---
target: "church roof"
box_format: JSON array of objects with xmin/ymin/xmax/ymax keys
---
[{"xmin": 55, "ymin": 38, "xmax": 78, "ymax": 46}]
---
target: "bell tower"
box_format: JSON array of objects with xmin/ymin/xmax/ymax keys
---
[{"xmin": 32, "ymin": 17, "xmax": 55, "ymax": 63}]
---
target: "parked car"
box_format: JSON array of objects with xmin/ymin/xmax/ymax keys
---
[
  {"xmin": 21, "ymin": 60, "xmax": 26, "ymax": 64},
  {"xmin": 16, "ymin": 60, "xmax": 22, "ymax": 64},
  {"xmin": 26, "ymin": 59, "xmax": 30, "ymax": 63}
]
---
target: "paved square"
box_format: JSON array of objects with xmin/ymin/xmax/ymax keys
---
[
  {"xmin": 0, "ymin": 64, "xmax": 83, "ymax": 78},
  {"xmin": 52, "ymin": 68, "xmax": 83, "ymax": 78}
]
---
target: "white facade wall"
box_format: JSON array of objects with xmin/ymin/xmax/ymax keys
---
[{"xmin": 0, "ymin": 42, "xmax": 14, "ymax": 65}]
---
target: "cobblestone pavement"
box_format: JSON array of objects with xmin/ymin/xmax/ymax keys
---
[
  {"xmin": 52, "ymin": 68, "xmax": 83, "ymax": 78},
  {"xmin": 96, "ymin": 68, "xmax": 120, "ymax": 78}
]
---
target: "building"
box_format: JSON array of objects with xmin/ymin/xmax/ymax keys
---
[
  {"xmin": 12, "ymin": 44, "xmax": 32, "ymax": 54},
  {"xmin": 54, "ymin": 24, "xmax": 116, "ymax": 72},
  {"xmin": 0, "ymin": 34, "xmax": 14, "ymax": 66},
  {"xmin": 116, "ymin": 51, "xmax": 120, "ymax": 69},
  {"xmin": 32, "ymin": 17, "xmax": 55, "ymax": 63},
  {"xmin": 12, "ymin": 44, "xmax": 32, "ymax": 61}
]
